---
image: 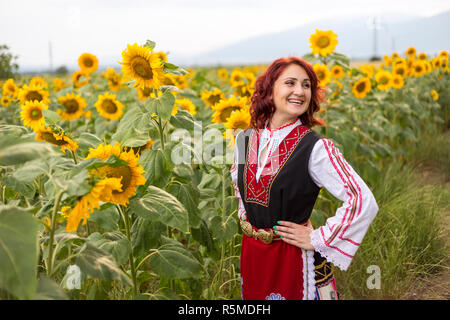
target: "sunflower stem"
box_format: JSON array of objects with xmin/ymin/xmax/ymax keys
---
[
  {"xmin": 157, "ymin": 117, "xmax": 165, "ymax": 150},
  {"xmin": 47, "ymin": 189, "xmax": 65, "ymax": 277},
  {"xmin": 117, "ymin": 204, "xmax": 138, "ymax": 297},
  {"xmin": 70, "ymin": 150, "xmax": 78, "ymax": 164}
]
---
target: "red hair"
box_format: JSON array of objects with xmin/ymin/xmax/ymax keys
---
[{"xmin": 250, "ymin": 57, "xmax": 326, "ymax": 129}]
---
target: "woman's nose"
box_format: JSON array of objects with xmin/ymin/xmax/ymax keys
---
[{"xmin": 293, "ymin": 83, "xmax": 304, "ymax": 95}]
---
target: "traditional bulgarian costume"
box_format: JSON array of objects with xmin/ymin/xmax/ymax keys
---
[{"xmin": 230, "ymin": 119, "xmax": 379, "ymax": 300}]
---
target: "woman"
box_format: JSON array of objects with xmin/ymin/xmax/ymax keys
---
[{"xmin": 230, "ymin": 57, "xmax": 379, "ymax": 300}]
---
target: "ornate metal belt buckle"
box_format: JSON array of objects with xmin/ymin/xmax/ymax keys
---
[{"xmin": 240, "ymin": 220, "xmax": 274, "ymax": 244}]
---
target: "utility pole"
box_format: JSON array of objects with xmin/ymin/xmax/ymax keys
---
[
  {"xmin": 367, "ymin": 16, "xmax": 381, "ymax": 61},
  {"xmin": 49, "ymin": 41, "xmax": 53, "ymax": 73}
]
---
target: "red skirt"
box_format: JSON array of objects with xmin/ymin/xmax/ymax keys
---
[{"xmin": 240, "ymin": 233, "xmax": 312, "ymax": 300}]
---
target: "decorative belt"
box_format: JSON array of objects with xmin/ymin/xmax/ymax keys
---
[{"xmin": 240, "ymin": 220, "xmax": 281, "ymax": 244}]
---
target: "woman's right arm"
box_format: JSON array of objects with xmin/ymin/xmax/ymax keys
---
[{"xmin": 230, "ymin": 131, "xmax": 247, "ymax": 221}]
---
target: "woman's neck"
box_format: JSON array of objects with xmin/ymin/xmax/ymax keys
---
[{"xmin": 268, "ymin": 116, "xmax": 298, "ymax": 130}]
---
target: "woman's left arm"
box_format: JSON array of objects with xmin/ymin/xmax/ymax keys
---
[{"xmin": 307, "ymin": 138, "xmax": 379, "ymax": 271}]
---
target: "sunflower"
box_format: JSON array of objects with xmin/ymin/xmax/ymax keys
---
[
  {"xmin": 211, "ymin": 96, "xmax": 248, "ymax": 123},
  {"xmin": 94, "ymin": 92, "xmax": 125, "ymax": 120},
  {"xmin": 224, "ymin": 109, "xmax": 251, "ymax": 130},
  {"xmin": 160, "ymin": 72, "xmax": 178, "ymax": 87},
  {"xmin": 417, "ymin": 52, "xmax": 427, "ymax": 60},
  {"xmin": 406, "ymin": 46, "xmax": 416, "ymax": 59},
  {"xmin": 85, "ymin": 142, "xmax": 146, "ymax": 206},
  {"xmin": 20, "ymin": 100, "xmax": 48, "ymax": 130},
  {"xmin": 137, "ymin": 86, "xmax": 153, "ymax": 101},
  {"xmin": 391, "ymin": 75, "xmax": 404, "ymax": 89},
  {"xmin": 103, "ymin": 67, "xmax": 118, "ymax": 80},
  {"xmin": 154, "ymin": 51, "xmax": 168, "ymax": 63},
  {"xmin": 430, "ymin": 90, "xmax": 439, "ymax": 101},
  {"xmin": 431, "ymin": 57, "xmax": 441, "ymax": 70},
  {"xmin": 313, "ymin": 64, "xmax": 331, "ymax": 86},
  {"xmin": 393, "ymin": 64, "xmax": 408, "ymax": 78},
  {"xmin": 382, "ymin": 55, "xmax": 392, "ymax": 66},
  {"xmin": 65, "ymin": 177, "xmax": 123, "ymax": 233},
  {"xmin": 330, "ymin": 80, "xmax": 343, "ymax": 101},
  {"xmin": 108, "ymin": 73, "xmax": 122, "ymax": 91},
  {"xmin": 309, "ymin": 29, "xmax": 338, "ymax": 57},
  {"xmin": 1, "ymin": 95, "xmax": 11, "ymax": 107},
  {"xmin": 218, "ymin": 68, "xmax": 228, "ymax": 80},
  {"xmin": 30, "ymin": 77, "xmax": 48, "ymax": 89},
  {"xmin": 330, "ymin": 65, "xmax": 345, "ymax": 79},
  {"xmin": 232, "ymin": 83, "xmax": 254, "ymax": 98},
  {"xmin": 392, "ymin": 57, "xmax": 407, "ymax": 67},
  {"xmin": 120, "ymin": 43, "xmax": 164, "ymax": 89},
  {"xmin": 2, "ymin": 79, "xmax": 19, "ymax": 98},
  {"xmin": 78, "ymin": 53, "xmax": 99, "ymax": 74},
  {"xmin": 18, "ymin": 84, "xmax": 50, "ymax": 105},
  {"xmin": 352, "ymin": 77, "xmax": 371, "ymax": 99},
  {"xmin": 230, "ymin": 68, "xmax": 245, "ymax": 83},
  {"xmin": 359, "ymin": 65, "xmax": 375, "ymax": 79},
  {"xmin": 172, "ymin": 98, "xmax": 197, "ymax": 115},
  {"xmin": 201, "ymin": 88, "xmax": 225, "ymax": 107},
  {"xmin": 125, "ymin": 139, "xmax": 154, "ymax": 155},
  {"xmin": 173, "ymin": 75, "xmax": 189, "ymax": 89},
  {"xmin": 57, "ymin": 92, "xmax": 87, "ymax": 121},
  {"xmin": 440, "ymin": 57, "xmax": 448, "ymax": 71},
  {"xmin": 72, "ymin": 70, "xmax": 90, "ymax": 88},
  {"xmin": 53, "ymin": 78, "xmax": 67, "ymax": 92},
  {"xmin": 411, "ymin": 61, "xmax": 426, "ymax": 77},
  {"xmin": 438, "ymin": 50, "xmax": 448, "ymax": 60},
  {"xmin": 35, "ymin": 125, "xmax": 79, "ymax": 153},
  {"xmin": 375, "ymin": 70, "xmax": 392, "ymax": 91}
]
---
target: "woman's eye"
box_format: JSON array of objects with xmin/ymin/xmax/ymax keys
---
[
  {"xmin": 303, "ymin": 83, "xmax": 311, "ymax": 88},
  {"xmin": 286, "ymin": 81, "xmax": 295, "ymax": 85}
]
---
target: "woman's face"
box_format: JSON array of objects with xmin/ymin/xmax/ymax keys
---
[{"xmin": 272, "ymin": 64, "xmax": 311, "ymax": 124}]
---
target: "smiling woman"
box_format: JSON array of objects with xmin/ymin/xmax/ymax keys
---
[{"xmin": 231, "ymin": 56, "xmax": 379, "ymax": 300}]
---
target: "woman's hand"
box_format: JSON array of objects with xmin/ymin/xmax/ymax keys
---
[{"xmin": 274, "ymin": 220, "xmax": 315, "ymax": 250}]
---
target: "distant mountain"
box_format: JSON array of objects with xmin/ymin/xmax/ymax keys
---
[{"xmin": 172, "ymin": 10, "xmax": 450, "ymax": 66}]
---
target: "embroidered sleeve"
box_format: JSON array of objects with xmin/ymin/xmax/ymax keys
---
[
  {"xmin": 308, "ymin": 138, "xmax": 379, "ymax": 271},
  {"xmin": 231, "ymin": 131, "xmax": 247, "ymax": 221}
]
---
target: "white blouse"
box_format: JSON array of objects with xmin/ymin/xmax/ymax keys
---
[{"xmin": 230, "ymin": 119, "xmax": 379, "ymax": 271}]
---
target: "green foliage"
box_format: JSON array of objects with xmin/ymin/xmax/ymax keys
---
[
  {"xmin": 0, "ymin": 44, "xmax": 19, "ymax": 79},
  {"xmin": 0, "ymin": 206, "xmax": 40, "ymax": 299}
]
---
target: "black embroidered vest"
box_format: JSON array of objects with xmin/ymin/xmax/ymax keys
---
[{"xmin": 236, "ymin": 125, "xmax": 322, "ymax": 229}]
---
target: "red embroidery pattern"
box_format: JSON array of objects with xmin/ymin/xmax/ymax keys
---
[{"xmin": 244, "ymin": 126, "xmax": 311, "ymax": 207}]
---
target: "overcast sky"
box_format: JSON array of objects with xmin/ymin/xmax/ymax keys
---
[{"xmin": 1, "ymin": 0, "xmax": 449, "ymax": 70}]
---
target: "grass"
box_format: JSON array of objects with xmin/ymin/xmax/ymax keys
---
[{"xmin": 333, "ymin": 131, "xmax": 450, "ymax": 299}]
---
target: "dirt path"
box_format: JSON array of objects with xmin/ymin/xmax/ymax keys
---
[{"xmin": 401, "ymin": 165, "xmax": 450, "ymax": 300}]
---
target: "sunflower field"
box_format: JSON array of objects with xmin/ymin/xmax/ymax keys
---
[{"xmin": 0, "ymin": 30, "xmax": 449, "ymax": 300}]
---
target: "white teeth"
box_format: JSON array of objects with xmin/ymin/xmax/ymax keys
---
[{"xmin": 288, "ymin": 99, "xmax": 304, "ymax": 105}]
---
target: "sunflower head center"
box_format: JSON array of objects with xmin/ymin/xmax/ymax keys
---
[
  {"xmin": 208, "ymin": 94, "xmax": 222, "ymax": 105},
  {"xmin": 84, "ymin": 58, "xmax": 94, "ymax": 67},
  {"xmin": 356, "ymin": 81, "xmax": 366, "ymax": 92},
  {"xmin": 30, "ymin": 108, "xmax": 42, "ymax": 119},
  {"xmin": 131, "ymin": 56, "xmax": 154, "ymax": 80},
  {"xmin": 317, "ymin": 36, "xmax": 330, "ymax": 48},
  {"xmin": 26, "ymin": 91, "xmax": 43, "ymax": 102},
  {"xmin": 395, "ymin": 68, "xmax": 405, "ymax": 76},
  {"xmin": 220, "ymin": 106, "xmax": 241, "ymax": 122},
  {"xmin": 41, "ymin": 132, "xmax": 68, "ymax": 146},
  {"xmin": 379, "ymin": 77, "xmax": 389, "ymax": 85},
  {"xmin": 101, "ymin": 99, "xmax": 118, "ymax": 114},
  {"xmin": 233, "ymin": 121, "xmax": 248, "ymax": 129},
  {"xmin": 106, "ymin": 165, "xmax": 132, "ymax": 193},
  {"xmin": 63, "ymin": 99, "xmax": 80, "ymax": 113}
]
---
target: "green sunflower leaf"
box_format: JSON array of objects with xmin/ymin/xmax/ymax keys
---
[{"xmin": 0, "ymin": 205, "xmax": 39, "ymax": 300}]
